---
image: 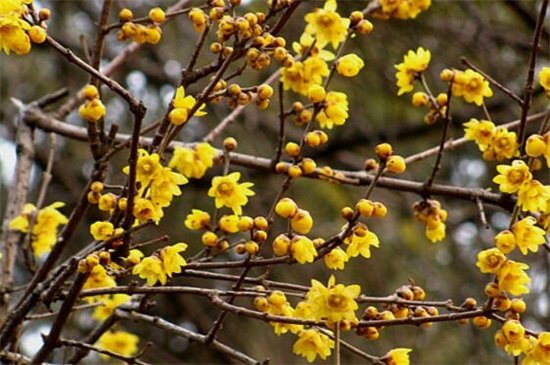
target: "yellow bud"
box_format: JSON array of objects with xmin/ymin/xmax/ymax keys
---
[
  {"xmin": 228, "ymin": 84, "xmax": 241, "ymax": 96},
  {"xmin": 355, "ymin": 19, "xmax": 373, "ymax": 34},
  {"xmin": 119, "ymin": 8, "xmax": 133, "ymax": 22},
  {"xmin": 91, "ymin": 181, "xmax": 104, "ymax": 193},
  {"xmin": 304, "ymin": 132, "xmax": 321, "ymax": 148},
  {"xmin": 375, "ymin": 143, "xmax": 393, "ymax": 160},
  {"xmin": 169, "ymin": 108, "xmax": 188, "ymax": 126},
  {"xmin": 494, "ymin": 230, "xmax": 516, "ymax": 254},
  {"xmin": 244, "ymin": 241, "xmax": 259, "ymax": 255},
  {"xmin": 386, "ymin": 155, "xmax": 406, "ymax": 174},
  {"xmin": 118, "ymin": 198, "xmax": 127, "ymax": 211},
  {"xmin": 472, "ymin": 316, "xmax": 492, "ymax": 329},
  {"xmin": 372, "ymin": 202, "xmax": 387, "ymax": 218},
  {"xmin": 256, "ymin": 99, "xmax": 270, "ymax": 110},
  {"xmin": 210, "ymin": 42, "xmax": 223, "ymax": 53},
  {"xmin": 363, "ymin": 326, "xmax": 379, "ymax": 340},
  {"xmin": 87, "ymin": 191, "xmax": 100, "ymax": 204},
  {"xmin": 494, "ymin": 296, "xmax": 511, "ymax": 311},
  {"xmin": 275, "ymin": 162, "xmax": 288, "ymax": 174},
  {"xmin": 86, "ymin": 254, "xmax": 100, "ymax": 268},
  {"xmin": 82, "ymin": 84, "xmax": 99, "ymax": 100},
  {"xmin": 273, "ymin": 234, "xmax": 290, "ymax": 256},
  {"xmin": 440, "ymin": 68, "xmax": 454, "ymax": 82},
  {"xmin": 223, "ymin": 137, "xmax": 238, "ymax": 151},
  {"xmin": 301, "ymin": 158, "xmax": 317, "ymax": 174},
  {"xmin": 307, "ymin": 85, "xmax": 326, "ymax": 104},
  {"xmin": 461, "ymin": 297, "xmax": 477, "ymax": 309},
  {"xmin": 349, "ymin": 10, "xmax": 364, "ymax": 24},
  {"xmin": 494, "ymin": 330, "xmax": 508, "ymax": 348},
  {"xmin": 275, "ymin": 197, "xmax": 298, "ymax": 218},
  {"xmin": 412, "ymin": 92, "xmax": 430, "ymax": 107},
  {"xmin": 149, "ymin": 7, "xmax": 166, "ymax": 23},
  {"xmin": 145, "ymin": 26, "xmax": 162, "ymax": 44},
  {"xmin": 39, "ymin": 8, "xmax": 51, "ymax": 21},
  {"xmin": 510, "ymin": 298, "xmax": 526, "ymax": 313},
  {"xmin": 254, "ymin": 230, "xmax": 267, "ymax": 242},
  {"xmin": 285, "ymin": 142, "xmax": 300, "ymax": 157},
  {"xmin": 340, "ymin": 206, "xmax": 354, "ymax": 220},
  {"xmin": 268, "ymin": 290, "xmax": 287, "ymax": 308},
  {"xmin": 254, "ymin": 296, "xmax": 269, "ymax": 311},
  {"xmin": 288, "ymin": 165, "xmax": 302, "ymax": 178},
  {"xmin": 526, "ymin": 134, "xmax": 546, "ymax": 157},
  {"xmin": 257, "ymin": 84, "xmax": 273, "ymax": 100},
  {"xmin": 235, "ymin": 243, "xmax": 246, "ymax": 255},
  {"xmin": 218, "ymin": 240, "xmax": 230, "ymax": 251},
  {"xmin": 29, "ymin": 26, "xmax": 47, "ymax": 44},
  {"xmin": 412, "ymin": 286, "xmax": 426, "ymax": 300},
  {"xmin": 254, "ymin": 216, "xmax": 268, "ymax": 230},
  {"xmin": 436, "ymin": 93, "xmax": 448, "ymax": 106},
  {"xmin": 364, "ymin": 158, "xmax": 378, "ymax": 171},
  {"xmin": 484, "ymin": 282, "xmax": 500, "ymax": 297},
  {"xmin": 356, "ymin": 199, "xmax": 374, "ymax": 217},
  {"xmin": 291, "ymin": 209, "xmax": 313, "ymax": 234},
  {"xmin": 297, "ymin": 109, "xmax": 313, "ymax": 124},
  {"xmin": 201, "ymin": 231, "xmax": 218, "ymax": 247},
  {"xmin": 237, "ymin": 216, "xmax": 254, "ymax": 231}
]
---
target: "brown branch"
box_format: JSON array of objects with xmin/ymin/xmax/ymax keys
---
[{"xmin": 116, "ymin": 310, "xmax": 262, "ymax": 365}]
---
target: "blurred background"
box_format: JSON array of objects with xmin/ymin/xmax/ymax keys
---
[{"xmin": 1, "ymin": 0, "xmax": 550, "ymax": 363}]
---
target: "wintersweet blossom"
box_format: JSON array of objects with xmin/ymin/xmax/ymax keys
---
[
  {"xmin": 523, "ymin": 332, "xmax": 550, "ymax": 365},
  {"xmin": 476, "ymin": 248, "xmax": 506, "ymax": 274},
  {"xmin": 517, "ymin": 180, "xmax": 550, "ymax": 213},
  {"xmin": 451, "ymin": 69, "xmax": 493, "ymax": 106},
  {"xmin": 281, "ymin": 56, "xmax": 330, "ymax": 96},
  {"xmin": 168, "ymin": 86, "xmax": 207, "ymax": 125},
  {"xmin": 344, "ymin": 223, "xmax": 380, "ymax": 258},
  {"xmin": 169, "ymin": 143, "xmax": 218, "ymax": 179},
  {"xmin": 382, "ymin": 348, "xmax": 413, "ymax": 365},
  {"xmin": 93, "ymin": 294, "xmax": 131, "ymax": 321},
  {"xmin": 394, "ymin": 47, "xmax": 431, "ymax": 95},
  {"xmin": 304, "ymin": 0, "xmax": 350, "ymax": 50},
  {"xmin": 497, "ymin": 260, "xmax": 531, "ymax": 296},
  {"xmin": 97, "ymin": 330, "xmax": 139, "ymax": 360},
  {"xmin": 306, "ymin": 275, "xmax": 360, "ymax": 324},
  {"xmin": 511, "ymin": 217, "xmax": 546, "ymax": 255},
  {"xmin": 336, "ymin": 53, "xmax": 364, "ymax": 77},
  {"xmin": 0, "ymin": 1, "xmax": 32, "ymax": 55},
  {"xmin": 132, "ymin": 255, "xmax": 166, "ymax": 286},
  {"xmin": 463, "ymin": 119, "xmax": 496, "ymax": 151},
  {"xmin": 539, "ymin": 67, "xmax": 550, "ymax": 97},
  {"xmin": 9, "ymin": 202, "xmax": 68, "ymax": 257},
  {"xmin": 290, "ymin": 235, "xmax": 318, "ymax": 264},
  {"xmin": 492, "ymin": 160, "xmax": 532, "ymax": 194},
  {"xmin": 501, "ymin": 320, "xmax": 532, "ymax": 356},
  {"xmin": 208, "ymin": 172, "xmax": 255, "ymax": 215},
  {"xmin": 316, "ymin": 91, "xmax": 349, "ymax": 129},
  {"xmin": 292, "ymin": 329, "xmax": 334, "ymax": 363},
  {"xmin": 160, "ymin": 242, "xmax": 188, "ymax": 278}
]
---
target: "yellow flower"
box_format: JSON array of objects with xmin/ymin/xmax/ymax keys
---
[
  {"xmin": 512, "ymin": 217, "xmax": 546, "ymax": 255},
  {"xmin": 324, "ymin": 247, "xmax": 348, "ymax": 270},
  {"xmin": 344, "ymin": 223, "xmax": 380, "ymax": 258},
  {"xmin": 336, "ymin": 53, "xmax": 364, "ymax": 77},
  {"xmin": 9, "ymin": 202, "xmax": 68, "ymax": 257},
  {"xmin": 82, "ymin": 264, "xmax": 117, "ymax": 303},
  {"xmin": 425, "ymin": 220, "xmax": 446, "ymax": 243},
  {"xmin": 219, "ymin": 214, "xmax": 240, "ymax": 233},
  {"xmin": 378, "ymin": 0, "xmax": 431, "ymax": 19},
  {"xmin": 476, "ymin": 248, "xmax": 507, "ymax": 274},
  {"xmin": 304, "ymin": 0, "xmax": 350, "ymax": 50},
  {"xmin": 494, "ymin": 230, "xmax": 516, "ymax": 254},
  {"xmin": 497, "ymin": 260, "xmax": 531, "ymax": 296},
  {"xmin": 281, "ymin": 57, "xmax": 330, "ymax": 96},
  {"xmin": 290, "ymin": 235, "xmax": 318, "ymax": 264},
  {"xmin": 169, "ymin": 86, "xmax": 207, "ymax": 126},
  {"xmin": 539, "ymin": 67, "xmax": 550, "ymax": 97},
  {"xmin": 149, "ymin": 167, "xmax": 188, "ymax": 208},
  {"xmin": 0, "ymin": 1, "xmax": 32, "ymax": 56},
  {"xmin": 184, "ymin": 209, "xmax": 211, "ymax": 230},
  {"xmin": 93, "ymin": 294, "xmax": 131, "ymax": 321},
  {"xmin": 316, "ymin": 91, "xmax": 349, "ymax": 129},
  {"xmin": 483, "ymin": 127, "xmax": 519, "ymax": 161},
  {"xmin": 208, "ymin": 172, "xmax": 255, "ymax": 215},
  {"xmin": 292, "ymin": 32, "xmax": 335, "ymax": 61},
  {"xmin": 493, "ymin": 160, "xmax": 532, "ymax": 194},
  {"xmin": 160, "ymin": 242, "xmax": 188, "ymax": 278},
  {"xmin": 169, "ymin": 143, "xmax": 218, "ymax": 179},
  {"xmin": 394, "ymin": 47, "xmax": 431, "ymax": 95},
  {"xmin": 517, "ymin": 180, "xmax": 550, "ymax": 213},
  {"xmin": 293, "ymin": 328, "xmax": 334, "ymax": 363},
  {"xmin": 132, "ymin": 255, "xmax": 166, "ymax": 286},
  {"xmin": 123, "ymin": 149, "xmax": 162, "ymax": 188},
  {"xmin": 463, "ymin": 119, "xmax": 496, "ymax": 151},
  {"xmin": 523, "ymin": 332, "xmax": 550, "ymax": 365},
  {"xmin": 383, "ymin": 348, "xmax": 412, "ymax": 365},
  {"xmin": 451, "ymin": 69, "xmax": 493, "ymax": 106},
  {"xmin": 306, "ymin": 275, "xmax": 360, "ymax": 324},
  {"xmin": 502, "ymin": 320, "xmax": 532, "ymax": 356},
  {"xmin": 97, "ymin": 330, "xmax": 139, "ymax": 360},
  {"xmin": 90, "ymin": 221, "xmax": 115, "ymax": 241},
  {"xmin": 133, "ymin": 197, "xmax": 162, "ymax": 224}
]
